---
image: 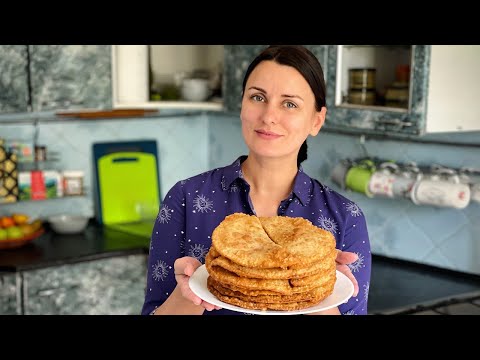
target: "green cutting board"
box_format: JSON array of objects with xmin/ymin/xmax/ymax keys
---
[{"xmin": 97, "ymin": 151, "xmax": 159, "ymax": 225}]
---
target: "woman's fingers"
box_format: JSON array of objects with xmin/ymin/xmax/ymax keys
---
[
  {"xmin": 174, "ymin": 256, "xmax": 222, "ymax": 311},
  {"xmin": 336, "ymin": 263, "xmax": 359, "ymax": 297},
  {"xmin": 335, "ymin": 249, "xmax": 358, "ymax": 265}
]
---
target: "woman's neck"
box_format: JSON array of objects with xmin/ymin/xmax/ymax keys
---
[{"xmin": 241, "ymin": 155, "xmax": 298, "ymax": 200}]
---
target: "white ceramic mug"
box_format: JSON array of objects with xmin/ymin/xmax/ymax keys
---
[
  {"xmin": 470, "ymin": 183, "xmax": 480, "ymax": 203},
  {"xmin": 368, "ymin": 171, "xmax": 396, "ymax": 198},
  {"xmin": 410, "ymin": 177, "xmax": 471, "ymax": 209}
]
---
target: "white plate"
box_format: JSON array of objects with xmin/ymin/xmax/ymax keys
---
[{"xmin": 189, "ymin": 264, "xmax": 354, "ymax": 315}]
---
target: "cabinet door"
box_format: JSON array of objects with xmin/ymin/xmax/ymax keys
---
[
  {"xmin": 426, "ymin": 45, "xmax": 480, "ymax": 133},
  {"xmin": 0, "ymin": 45, "xmax": 30, "ymax": 114},
  {"xmin": 29, "ymin": 45, "xmax": 112, "ymax": 111},
  {"xmin": 223, "ymin": 45, "xmax": 267, "ymax": 113},
  {"xmin": 324, "ymin": 45, "xmax": 430, "ymax": 135},
  {"xmin": 0, "ymin": 273, "xmax": 19, "ymax": 315},
  {"xmin": 23, "ymin": 255, "xmax": 147, "ymax": 315}
]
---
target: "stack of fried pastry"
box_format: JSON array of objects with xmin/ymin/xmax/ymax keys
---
[{"xmin": 205, "ymin": 213, "xmax": 337, "ymax": 311}]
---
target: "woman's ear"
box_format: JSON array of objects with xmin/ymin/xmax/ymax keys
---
[{"xmin": 310, "ymin": 107, "xmax": 327, "ymax": 137}]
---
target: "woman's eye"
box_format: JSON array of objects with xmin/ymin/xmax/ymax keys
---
[
  {"xmin": 284, "ymin": 101, "xmax": 297, "ymax": 109},
  {"xmin": 251, "ymin": 94, "xmax": 265, "ymax": 102}
]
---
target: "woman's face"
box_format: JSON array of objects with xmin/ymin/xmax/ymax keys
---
[{"xmin": 240, "ymin": 60, "xmax": 326, "ymax": 162}]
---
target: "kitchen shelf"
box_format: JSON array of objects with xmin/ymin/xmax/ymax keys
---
[{"xmin": 0, "ymin": 192, "xmax": 89, "ymax": 206}]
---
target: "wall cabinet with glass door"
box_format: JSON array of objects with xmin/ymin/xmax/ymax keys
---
[{"xmin": 324, "ymin": 45, "xmax": 480, "ymax": 135}]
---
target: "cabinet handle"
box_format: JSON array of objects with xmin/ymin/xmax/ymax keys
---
[
  {"xmin": 375, "ymin": 117, "xmax": 413, "ymax": 131},
  {"xmin": 37, "ymin": 287, "xmax": 65, "ymax": 296}
]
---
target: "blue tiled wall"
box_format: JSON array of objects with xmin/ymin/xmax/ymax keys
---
[{"xmin": 1, "ymin": 113, "xmax": 210, "ymax": 220}]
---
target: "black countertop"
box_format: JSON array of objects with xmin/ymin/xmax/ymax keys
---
[
  {"xmin": 369, "ymin": 255, "xmax": 480, "ymax": 314},
  {"xmin": 0, "ymin": 222, "xmax": 150, "ymax": 273}
]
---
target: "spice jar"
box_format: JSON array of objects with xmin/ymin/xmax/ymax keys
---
[{"xmin": 62, "ymin": 170, "xmax": 84, "ymax": 196}]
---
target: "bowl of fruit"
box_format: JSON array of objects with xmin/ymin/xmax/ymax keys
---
[{"xmin": 0, "ymin": 213, "xmax": 44, "ymax": 250}]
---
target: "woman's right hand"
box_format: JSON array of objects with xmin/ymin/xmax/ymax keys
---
[{"xmin": 174, "ymin": 256, "xmax": 222, "ymax": 312}]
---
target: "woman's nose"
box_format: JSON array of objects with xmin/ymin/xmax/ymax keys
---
[{"xmin": 261, "ymin": 104, "xmax": 278, "ymax": 124}]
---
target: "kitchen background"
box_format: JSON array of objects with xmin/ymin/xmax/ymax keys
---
[{"xmin": 1, "ymin": 45, "xmax": 479, "ymax": 315}]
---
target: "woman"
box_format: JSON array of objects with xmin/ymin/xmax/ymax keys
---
[{"xmin": 142, "ymin": 45, "xmax": 371, "ymax": 315}]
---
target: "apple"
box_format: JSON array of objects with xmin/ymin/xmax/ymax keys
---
[
  {"xmin": 6, "ymin": 226, "xmax": 23, "ymax": 239},
  {"xmin": 0, "ymin": 228, "xmax": 7, "ymax": 241}
]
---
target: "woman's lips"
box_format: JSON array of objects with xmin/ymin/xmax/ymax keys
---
[{"xmin": 255, "ymin": 129, "xmax": 282, "ymax": 140}]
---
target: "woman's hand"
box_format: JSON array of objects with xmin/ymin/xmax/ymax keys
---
[
  {"xmin": 174, "ymin": 256, "xmax": 222, "ymax": 311},
  {"xmin": 335, "ymin": 250, "xmax": 359, "ymax": 296}
]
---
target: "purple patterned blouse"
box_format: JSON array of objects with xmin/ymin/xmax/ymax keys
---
[{"xmin": 141, "ymin": 156, "xmax": 371, "ymax": 315}]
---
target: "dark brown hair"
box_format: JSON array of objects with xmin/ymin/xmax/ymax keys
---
[{"xmin": 241, "ymin": 45, "xmax": 327, "ymax": 167}]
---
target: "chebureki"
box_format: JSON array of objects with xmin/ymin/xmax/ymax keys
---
[{"xmin": 205, "ymin": 213, "xmax": 337, "ymax": 312}]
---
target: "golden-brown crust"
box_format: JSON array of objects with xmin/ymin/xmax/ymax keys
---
[
  {"xmin": 206, "ymin": 213, "xmax": 337, "ymax": 311},
  {"xmin": 206, "ymin": 262, "xmax": 334, "ymax": 295},
  {"xmin": 208, "ymin": 245, "xmax": 336, "ymax": 280},
  {"xmin": 259, "ymin": 216, "xmax": 336, "ymax": 268},
  {"xmin": 207, "ymin": 283, "xmax": 331, "ymax": 311},
  {"xmin": 212, "ymin": 213, "xmax": 336, "ymax": 269},
  {"xmin": 207, "ymin": 275, "xmax": 334, "ymax": 304},
  {"xmin": 212, "ymin": 213, "xmax": 291, "ymax": 268}
]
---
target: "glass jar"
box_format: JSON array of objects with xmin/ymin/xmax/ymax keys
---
[
  {"xmin": 348, "ymin": 89, "xmax": 376, "ymax": 105},
  {"xmin": 62, "ymin": 170, "xmax": 84, "ymax": 196},
  {"xmin": 349, "ymin": 68, "xmax": 376, "ymax": 90}
]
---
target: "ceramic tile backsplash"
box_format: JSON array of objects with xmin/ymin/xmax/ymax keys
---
[
  {"xmin": 208, "ymin": 114, "xmax": 480, "ymax": 275},
  {"xmin": 1, "ymin": 114, "xmax": 209, "ymax": 220},
  {"xmin": 0, "ymin": 45, "xmax": 29, "ymax": 113}
]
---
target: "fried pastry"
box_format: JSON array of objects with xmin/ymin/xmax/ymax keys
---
[
  {"xmin": 212, "ymin": 213, "xmax": 335, "ymax": 269},
  {"xmin": 206, "ymin": 262, "xmax": 334, "ymax": 295},
  {"xmin": 206, "ymin": 213, "xmax": 337, "ymax": 311},
  {"xmin": 208, "ymin": 284, "xmax": 325, "ymax": 311},
  {"xmin": 206, "ymin": 245, "xmax": 336, "ymax": 280}
]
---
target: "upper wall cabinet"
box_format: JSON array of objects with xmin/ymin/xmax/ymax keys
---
[
  {"xmin": 324, "ymin": 45, "xmax": 480, "ymax": 135},
  {"xmin": 223, "ymin": 45, "xmax": 269, "ymax": 113},
  {"xmin": 222, "ymin": 45, "xmax": 329, "ymax": 114},
  {"xmin": 29, "ymin": 45, "xmax": 112, "ymax": 111},
  {"xmin": 0, "ymin": 45, "xmax": 29, "ymax": 114},
  {"xmin": 112, "ymin": 45, "xmax": 223, "ymax": 110}
]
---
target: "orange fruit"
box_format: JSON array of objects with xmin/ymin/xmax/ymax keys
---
[{"xmin": 0, "ymin": 217, "xmax": 15, "ymax": 228}]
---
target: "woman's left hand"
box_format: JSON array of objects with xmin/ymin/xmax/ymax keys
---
[{"xmin": 335, "ymin": 250, "xmax": 359, "ymax": 296}]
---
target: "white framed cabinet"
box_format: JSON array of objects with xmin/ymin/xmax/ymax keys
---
[{"xmin": 324, "ymin": 45, "xmax": 480, "ymax": 135}]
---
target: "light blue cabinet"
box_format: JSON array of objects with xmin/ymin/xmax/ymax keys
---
[
  {"xmin": 0, "ymin": 45, "xmax": 30, "ymax": 114},
  {"xmin": 23, "ymin": 255, "xmax": 147, "ymax": 315},
  {"xmin": 1, "ymin": 255, "xmax": 148, "ymax": 315},
  {"xmin": 28, "ymin": 45, "xmax": 112, "ymax": 112},
  {"xmin": 0, "ymin": 273, "xmax": 19, "ymax": 315}
]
